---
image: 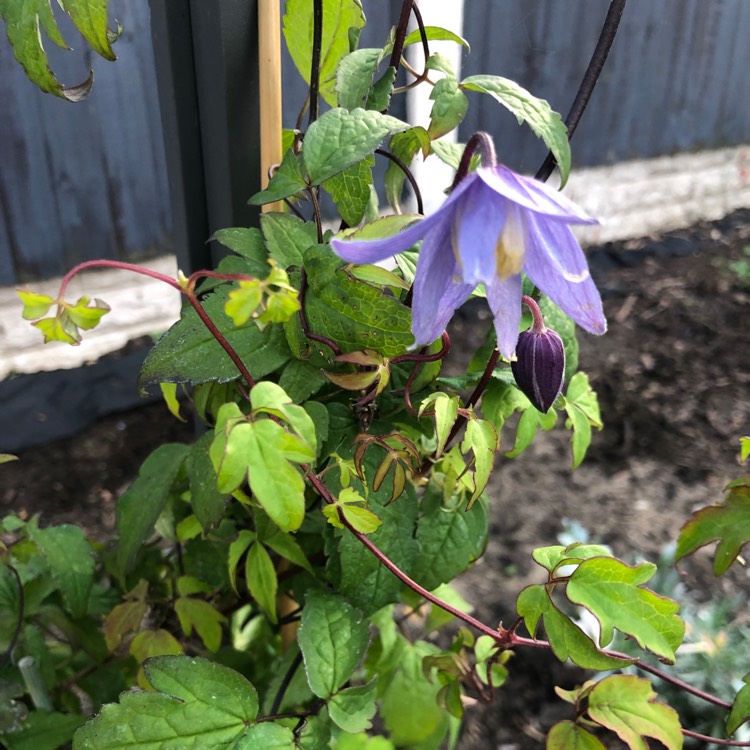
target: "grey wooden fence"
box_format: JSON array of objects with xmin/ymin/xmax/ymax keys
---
[{"xmin": 1, "ymin": 0, "xmax": 749, "ymax": 286}]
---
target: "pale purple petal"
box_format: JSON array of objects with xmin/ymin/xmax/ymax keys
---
[
  {"xmin": 478, "ymin": 166, "xmax": 597, "ymax": 224},
  {"xmin": 330, "ymin": 171, "xmax": 481, "ymax": 264},
  {"xmin": 486, "ymin": 273, "xmax": 523, "ymax": 360},
  {"xmin": 411, "ymin": 224, "xmax": 474, "ymax": 346},
  {"xmin": 454, "ymin": 181, "xmax": 509, "ymax": 286},
  {"xmin": 522, "ymin": 213, "xmax": 607, "ymax": 335}
]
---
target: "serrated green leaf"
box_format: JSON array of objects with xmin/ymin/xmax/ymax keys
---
[
  {"xmin": 429, "ymin": 139, "xmax": 479, "ymax": 172},
  {"xmin": 364, "ymin": 66, "xmax": 396, "ymax": 111},
  {"xmin": 304, "ymin": 246, "xmax": 413, "ymax": 357},
  {"xmin": 0, "ymin": 0, "xmax": 115, "ymax": 101},
  {"xmin": 225, "ymin": 280, "xmax": 263, "ymax": 326},
  {"xmin": 73, "ymin": 656, "xmax": 258, "ymax": 748},
  {"xmin": 547, "ymin": 720, "xmax": 607, "ymax": 750},
  {"xmin": 139, "ymin": 289, "xmax": 291, "ymax": 389},
  {"xmin": 234, "ymin": 722, "xmax": 295, "ymax": 749},
  {"xmin": 516, "ymin": 584, "xmax": 629, "ymax": 671},
  {"xmin": 245, "ymin": 542, "xmax": 277, "ymax": 623},
  {"xmin": 249, "ymin": 148, "xmax": 307, "ymax": 205},
  {"xmin": 303, "ymin": 108, "xmax": 408, "ymax": 185},
  {"xmin": 347, "ymin": 264, "xmax": 410, "ymax": 292},
  {"xmin": 412, "ymin": 491, "xmax": 488, "ymax": 591},
  {"xmin": 428, "ymin": 76, "xmax": 468, "ymax": 139},
  {"xmin": 115, "ymin": 444, "xmax": 189, "ymax": 579},
  {"xmin": 32, "ymin": 316, "xmax": 80, "ymax": 344},
  {"xmin": 675, "ymin": 477, "xmax": 750, "ymax": 575},
  {"xmin": 27, "ymin": 524, "xmax": 94, "ymax": 618},
  {"xmin": 250, "ymin": 380, "xmax": 317, "ymax": 448},
  {"xmin": 727, "ymin": 675, "xmax": 750, "ymax": 735},
  {"xmin": 420, "ymin": 393, "xmax": 459, "ymax": 457},
  {"xmin": 563, "ymin": 372, "xmax": 602, "ymax": 468},
  {"xmin": 460, "ymin": 74, "xmax": 571, "ymax": 186},
  {"xmin": 460, "ymin": 419, "xmax": 499, "ymax": 507},
  {"xmin": 283, "ymin": 0, "xmax": 366, "ymax": 106},
  {"xmin": 328, "ymin": 680, "xmax": 378, "ymax": 733},
  {"xmin": 64, "ymin": 296, "xmax": 110, "ymax": 330},
  {"xmin": 566, "ymin": 558, "xmax": 684, "ymax": 663},
  {"xmin": 298, "ymin": 589, "xmax": 370, "ymax": 698},
  {"xmin": 323, "ymin": 155, "xmax": 375, "ymax": 226},
  {"xmin": 210, "ymin": 226, "xmax": 268, "ymax": 266},
  {"xmin": 260, "ymin": 211, "xmax": 318, "ymax": 268},
  {"xmin": 336, "ymin": 48, "xmax": 383, "ymax": 110},
  {"xmin": 587, "ymin": 675, "xmax": 682, "ymax": 750},
  {"xmin": 278, "ymin": 359, "xmax": 328, "ymax": 403},
  {"xmin": 174, "ymin": 597, "xmax": 225, "ymax": 652},
  {"xmin": 187, "ymin": 433, "xmax": 229, "ymax": 532},
  {"xmin": 339, "ymin": 503, "xmax": 383, "ymax": 534},
  {"xmin": 0, "ymin": 710, "xmax": 85, "ymax": 750}
]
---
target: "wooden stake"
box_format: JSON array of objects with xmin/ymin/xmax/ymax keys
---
[{"xmin": 258, "ymin": 0, "xmax": 283, "ymax": 213}]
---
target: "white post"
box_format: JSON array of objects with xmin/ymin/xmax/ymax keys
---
[{"xmin": 405, "ymin": 0, "xmax": 466, "ymax": 214}]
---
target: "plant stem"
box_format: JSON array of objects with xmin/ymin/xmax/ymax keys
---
[
  {"xmin": 298, "ymin": 268, "xmax": 341, "ymax": 355},
  {"xmin": 388, "ymin": 0, "xmax": 414, "ymax": 75},
  {"xmin": 269, "ymin": 649, "xmax": 304, "ymax": 715},
  {"xmin": 535, "ymin": 0, "xmax": 628, "ymax": 182},
  {"xmin": 306, "ymin": 471, "xmax": 507, "ymax": 643},
  {"xmin": 681, "ymin": 730, "xmax": 750, "ymax": 747},
  {"xmin": 452, "ymin": 131, "xmax": 496, "ymax": 190},
  {"xmin": 308, "ymin": 0, "xmax": 323, "ymax": 125},
  {"xmin": 184, "ymin": 290, "xmax": 256, "ymax": 388},
  {"xmin": 521, "ymin": 294, "xmax": 546, "ymax": 332},
  {"xmin": 58, "ymin": 259, "xmax": 181, "ymax": 299},
  {"xmin": 375, "ymin": 147, "xmax": 424, "ymax": 215}
]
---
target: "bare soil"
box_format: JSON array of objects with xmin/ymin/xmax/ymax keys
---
[{"xmin": 2, "ymin": 211, "xmax": 749, "ymax": 749}]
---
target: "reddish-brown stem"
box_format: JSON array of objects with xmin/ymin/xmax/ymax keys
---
[
  {"xmin": 183, "ymin": 290, "xmax": 256, "ymax": 388},
  {"xmin": 521, "ymin": 294, "xmax": 546, "ymax": 333},
  {"xmin": 451, "ymin": 131, "xmax": 497, "ymax": 191},
  {"xmin": 306, "ymin": 470, "xmax": 509, "ymax": 643},
  {"xmin": 681, "ymin": 730, "xmax": 750, "ymax": 747},
  {"xmin": 59, "ymin": 259, "xmax": 181, "ymax": 298},
  {"xmin": 391, "ymin": 332, "xmax": 450, "ymax": 363}
]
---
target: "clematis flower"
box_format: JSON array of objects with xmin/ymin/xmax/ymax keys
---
[{"xmin": 330, "ymin": 163, "xmax": 606, "ymax": 360}]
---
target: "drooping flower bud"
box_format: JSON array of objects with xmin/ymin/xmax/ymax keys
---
[{"xmin": 511, "ymin": 300, "xmax": 566, "ymax": 412}]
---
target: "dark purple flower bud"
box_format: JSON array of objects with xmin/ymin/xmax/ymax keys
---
[{"xmin": 511, "ymin": 326, "xmax": 565, "ymax": 413}]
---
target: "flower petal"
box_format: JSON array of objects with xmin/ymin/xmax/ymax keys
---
[
  {"xmin": 486, "ymin": 274, "xmax": 523, "ymax": 360},
  {"xmin": 412, "ymin": 224, "xmax": 474, "ymax": 346},
  {"xmin": 330, "ymin": 171, "xmax": 480, "ymax": 264},
  {"xmin": 478, "ymin": 165, "xmax": 597, "ymax": 224},
  {"xmin": 454, "ymin": 180, "xmax": 510, "ymax": 285},
  {"xmin": 522, "ymin": 213, "xmax": 607, "ymax": 335}
]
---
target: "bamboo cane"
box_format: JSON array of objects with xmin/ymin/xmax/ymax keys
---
[{"xmin": 258, "ymin": 0, "xmax": 283, "ymax": 213}]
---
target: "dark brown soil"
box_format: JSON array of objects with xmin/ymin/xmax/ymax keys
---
[{"xmin": 1, "ymin": 211, "xmax": 749, "ymax": 749}]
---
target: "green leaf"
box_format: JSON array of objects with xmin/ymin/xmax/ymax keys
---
[
  {"xmin": 32, "ymin": 316, "xmax": 80, "ymax": 345},
  {"xmin": 460, "ymin": 74, "xmax": 571, "ymax": 186},
  {"xmin": 337, "ymin": 503, "xmax": 383, "ymax": 535},
  {"xmin": 27, "ymin": 524, "xmax": 94, "ymax": 618},
  {"xmin": 429, "ymin": 139, "xmax": 479, "ymax": 171},
  {"xmin": 741, "ymin": 436, "xmax": 750, "ymax": 463},
  {"xmin": 566, "ymin": 558, "xmax": 685, "ymax": 663},
  {"xmin": 428, "ymin": 76, "xmax": 468, "ymax": 139},
  {"xmin": 17, "ymin": 290, "xmax": 55, "ymax": 320},
  {"xmin": 338, "ymin": 213, "xmax": 421, "ymax": 243},
  {"xmin": 250, "ymin": 380, "xmax": 317, "ymax": 448},
  {"xmin": 539, "ymin": 297, "xmax": 579, "ymax": 380},
  {"xmin": 64, "ymin": 296, "xmax": 110, "ymax": 330},
  {"xmin": 103, "ymin": 581, "xmax": 149, "ymax": 652},
  {"xmin": 260, "ymin": 212, "xmax": 318, "ymax": 268},
  {"xmin": 587, "ymin": 675, "xmax": 682, "ymax": 750},
  {"xmin": 420, "ymin": 393, "xmax": 459, "ymax": 457},
  {"xmin": 328, "ymin": 681, "xmax": 378, "ymax": 733},
  {"xmin": 210, "ymin": 227, "xmax": 268, "ymax": 267},
  {"xmin": 365, "ymin": 66, "xmax": 396, "ymax": 112},
  {"xmin": 174, "ymin": 597, "xmax": 225, "ymax": 652},
  {"xmin": 245, "ymin": 542, "xmax": 278, "ymax": 623},
  {"xmin": 412, "ymin": 491, "xmax": 488, "ymax": 591},
  {"xmin": 384, "ymin": 127, "xmax": 430, "ymax": 211},
  {"xmin": 303, "ymin": 108, "xmax": 408, "ymax": 185},
  {"xmin": 228, "ymin": 530, "xmax": 255, "ymax": 594},
  {"xmin": 115, "ymin": 444, "xmax": 189, "ymax": 578},
  {"xmin": 403, "ymin": 26, "xmax": 470, "ymax": 51},
  {"xmin": 158, "ymin": 382, "xmax": 185, "ymax": 422},
  {"xmin": 73, "ymin": 655, "xmax": 259, "ymax": 749},
  {"xmin": 0, "ymin": 453, "xmax": 18, "ymax": 464},
  {"xmin": 727, "ymin": 674, "xmax": 750, "ymax": 735},
  {"xmin": 263, "ymin": 530, "xmax": 314, "ymax": 574},
  {"xmin": 516, "ymin": 584, "xmax": 629, "ymax": 671},
  {"xmin": 547, "ymin": 721, "xmax": 607, "ymax": 750},
  {"xmin": 563, "ymin": 372, "xmax": 602, "ymax": 469},
  {"xmin": 304, "ymin": 246, "xmax": 414, "ymax": 358},
  {"xmin": 249, "ymin": 148, "xmax": 307, "ymax": 205},
  {"xmin": 210, "ymin": 415, "xmax": 313, "ymax": 532},
  {"xmin": 234, "ymin": 722, "xmax": 295, "ymax": 749},
  {"xmin": 139, "ymin": 289, "xmax": 291, "ymax": 389},
  {"xmin": 0, "ymin": 0, "xmax": 115, "ymax": 102},
  {"xmin": 336, "ymin": 48, "xmax": 385, "ymax": 110},
  {"xmin": 278, "ymin": 359, "xmax": 328, "ymax": 403},
  {"xmin": 187, "ymin": 433, "xmax": 229, "ymax": 532},
  {"xmin": 323, "ymin": 155, "xmax": 374, "ymax": 226},
  {"xmin": 460, "ymin": 419, "xmax": 499, "ymax": 507},
  {"xmin": 283, "ymin": 0, "xmax": 366, "ymax": 106},
  {"xmin": 298, "ymin": 589, "xmax": 370, "ymax": 698},
  {"xmin": 531, "ymin": 543, "xmax": 613, "ymax": 575},
  {"xmin": 224, "ymin": 280, "xmax": 263, "ymax": 326},
  {"xmin": 675, "ymin": 476, "xmax": 750, "ymax": 575},
  {"xmin": 0, "ymin": 710, "xmax": 85, "ymax": 750}
]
